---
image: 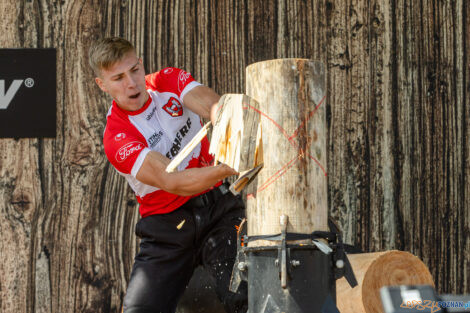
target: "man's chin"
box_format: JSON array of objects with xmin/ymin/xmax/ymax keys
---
[{"xmin": 116, "ymin": 97, "xmax": 146, "ymax": 112}]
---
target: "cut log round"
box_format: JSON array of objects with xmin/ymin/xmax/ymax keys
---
[
  {"xmin": 336, "ymin": 251, "xmax": 435, "ymax": 313},
  {"xmin": 245, "ymin": 59, "xmax": 327, "ymax": 247}
]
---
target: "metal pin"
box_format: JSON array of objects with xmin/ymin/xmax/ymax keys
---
[
  {"xmin": 336, "ymin": 259, "xmax": 344, "ymax": 269},
  {"xmin": 238, "ymin": 262, "xmax": 247, "ymax": 271},
  {"xmin": 291, "ymin": 260, "xmax": 300, "ymax": 267}
]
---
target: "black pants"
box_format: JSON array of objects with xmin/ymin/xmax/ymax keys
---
[{"xmin": 123, "ymin": 186, "xmax": 247, "ymax": 313}]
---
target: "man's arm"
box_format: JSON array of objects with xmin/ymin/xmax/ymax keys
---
[
  {"xmin": 182, "ymin": 85, "xmax": 220, "ymax": 125},
  {"xmin": 136, "ymin": 151, "xmax": 237, "ymax": 196}
]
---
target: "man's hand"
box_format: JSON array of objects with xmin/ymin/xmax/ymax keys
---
[
  {"xmin": 216, "ymin": 162, "xmax": 239, "ymax": 177},
  {"xmin": 182, "ymin": 85, "xmax": 220, "ymax": 125},
  {"xmin": 136, "ymin": 151, "xmax": 238, "ymax": 196}
]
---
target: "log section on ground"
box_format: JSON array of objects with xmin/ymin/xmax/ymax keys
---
[
  {"xmin": 245, "ymin": 59, "xmax": 327, "ymax": 247},
  {"xmin": 336, "ymin": 250, "xmax": 435, "ymax": 313},
  {"xmin": 209, "ymin": 93, "xmax": 263, "ymax": 176}
]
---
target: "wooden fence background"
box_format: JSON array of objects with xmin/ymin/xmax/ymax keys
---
[{"xmin": 0, "ymin": 0, "xmax": 468, "ymax": 312}]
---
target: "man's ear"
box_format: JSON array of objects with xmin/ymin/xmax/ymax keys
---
[{"xmin": 95, "ymin": 77, "xmax": 107, "ymax": 92}]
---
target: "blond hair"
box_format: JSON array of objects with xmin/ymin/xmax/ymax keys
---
[{"xmin": 88, "ymin": 37, "xmax": 135, "ymax": 76}]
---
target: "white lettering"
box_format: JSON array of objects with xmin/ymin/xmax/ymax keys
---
[
  {"xmin": 115, "ymin": 142, "xmax": 143, "ymax": 163},
  {"xmin": 0, "ymin": 80, "xmax": 24, "ymax": 109}
]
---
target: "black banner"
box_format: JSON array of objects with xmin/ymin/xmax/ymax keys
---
[{"xmin": 0, "ymin": 49, "xmax": 56, "ymax": 138}]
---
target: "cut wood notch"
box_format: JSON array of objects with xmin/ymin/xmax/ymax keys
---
[
  {"xmin": 209, "ymin": 94, "xmax": 263, "ymax": 194},
  {"xmin": 165, "ymin": 94, "xmax": 263, "ymax": 195}
]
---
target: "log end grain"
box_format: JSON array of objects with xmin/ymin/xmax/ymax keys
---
[
  {"xmin": 362, "ymin": 251, "xmax": 434, "ymax": 313},
  {"xmin": 337, "ymin": 251, "xmax": 434, "ymax": 313}
]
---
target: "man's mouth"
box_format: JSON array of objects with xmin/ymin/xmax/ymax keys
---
[{"xmin": 129, "ymin": 92, "xmax": 140, "ymax": 99}]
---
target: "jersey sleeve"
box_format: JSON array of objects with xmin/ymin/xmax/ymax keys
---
[
  {"xmin": 103, "ymin": 130, "xmax": 150, "ymax": 177},
  {"xmin": 145, "ymin": 67, "xmax": 202, "ymax": 100}
]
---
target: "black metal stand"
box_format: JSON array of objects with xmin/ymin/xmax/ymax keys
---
[{"xmin": 230, "ymin": 216, "xmax": 357, "ymax": 313}]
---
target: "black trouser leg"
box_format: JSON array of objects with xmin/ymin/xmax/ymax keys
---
[
  {"xmin": 123, "ymin": 208, "xmax": 196, "ymax": 313},
  {"xmin": 123, "ymin": 190, "xmax": 248, "ymax": 313},
  {"xmin": 198, "ymin": 194, "xmax": 248, "ymax": 313}
]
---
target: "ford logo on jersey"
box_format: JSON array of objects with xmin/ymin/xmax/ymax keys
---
[
  {"xmin": 0, "ymin": 49, "xmax": 56, "ymax": 137},
  {"xmin": 116, "ymin": 141, "xmax": 144, "ymax": 163}
]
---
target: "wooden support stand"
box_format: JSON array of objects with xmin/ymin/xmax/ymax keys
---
[
  {"xmin": 336, "ymin": 251, "xmax": 435, "ymax": 313},
  {"xmin": 245, "ymin": 59, "xmax": 327, "ymax": 247}
]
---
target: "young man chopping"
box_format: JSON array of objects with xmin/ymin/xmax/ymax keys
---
[{"xmin": 89, "ymin": 37, "xmax": 247, "ymax": 313}]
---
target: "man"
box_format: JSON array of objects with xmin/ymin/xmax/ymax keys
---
[{"xmin": 89, "ymin": 37, "xmax": 247, "ymax": 313}]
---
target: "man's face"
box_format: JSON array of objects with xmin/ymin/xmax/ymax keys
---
[{"xmin": 95, "ymin": 51, "xmax": 148, "ymax": 111}]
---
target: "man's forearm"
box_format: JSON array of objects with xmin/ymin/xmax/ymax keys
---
[{"xmin": 165, "ymin": 163, "xmax": 236, "ymax": 196}]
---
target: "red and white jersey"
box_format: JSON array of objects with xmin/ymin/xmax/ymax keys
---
[{"xmin": 103, "ymin": 67, "xmax": 215, "ymax": 217}]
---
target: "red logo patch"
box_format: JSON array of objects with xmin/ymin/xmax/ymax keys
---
[
  {"xmin": 163, "ymin": 97, "xmax": 183, "ymax": 117},
  {"xmin": 115, "ymin": 141, "xmax": 144, "ymax": 163}
]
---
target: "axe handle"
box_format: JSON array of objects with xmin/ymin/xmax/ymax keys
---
[{"xmin": 165, "ymin": 122, "xmax": 211, "ymax": 173}]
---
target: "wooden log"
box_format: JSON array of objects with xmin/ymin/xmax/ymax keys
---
[
  {"xmin": 245, "ymin": 59, "xmax": 327, "ymax": 247},
  {"xmin": 337, "ymin": 251, "xmax": 435, "ymax": 313},
  {"xmin": 209, "ymin": 94, "xmax": 262, "ymax": 173}
]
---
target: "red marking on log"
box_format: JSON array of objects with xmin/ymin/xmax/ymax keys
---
[
  {"xmin": 243, "ymin": 104, "xmax": 291, "ymax": 143},
  {"xmin": 243, "ymin": 98, "xmax": 328, "ymax": 191},
  {"xmin": 257, "ymin": 155, "xmax": 301, "ymax": 192},
  {"xmin": 288, "ymin": 95, "xmax": 326, "ymax": 141},
  {"xmin": 306, "ymin": 152, "xmax": 328, "ymax": 177}
]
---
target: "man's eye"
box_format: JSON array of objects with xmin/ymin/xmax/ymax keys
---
[
  {"xmin": 114, "ymin": 77, "xmax": 123, "ymax": 81},
  {"xmin": 132, "ymin": 68, "xmax": 138, "ymax": 72}
]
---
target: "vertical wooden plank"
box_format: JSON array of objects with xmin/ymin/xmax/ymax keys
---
[
  {"xmin": 0, "ymin": 1, "xmax": 43, "ymax": 312},
  {"xmin": 349, "ymin": 0, "xmax": 375, "ymax": 251},
  {"xmin": 375, "ymin": 0, "xmax": 398, "ymax": 251},
  {"xmin": 194, "ymin": 0, "xmax": 211, "ymax": 84},
  {"xmin": 366, "ymin": 1, "xmax": 398, "ymax": 251},
  {"xmin": 246, "ymin": 0, "xmax": 278, "ymax": 64},
  {"xmin": 327, "ymin": 0, "xmax": 358, "ymax": 246},
  {"xmin": 434, "ymin": 0, "xmax": 467, "ymax": 294},
  {"xmin": 206, "ymin": 0, "xmax": 247, "ymax": 94},
  {"xmin": 462, "ymin": 0, "xmax": 470, "ymax": 295},
  {"xmin": 394, "ymin": 0, "xmax": 433, "ymax": 288}
]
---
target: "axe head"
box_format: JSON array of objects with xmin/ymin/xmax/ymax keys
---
[{"xmin": 229, "ymin": 163, "xmax": 264, "ymax": 195}]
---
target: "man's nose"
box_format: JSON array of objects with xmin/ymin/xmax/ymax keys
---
[{"xmin": 126, "ymin": 75, "xmax": 137, "ymax": 88}]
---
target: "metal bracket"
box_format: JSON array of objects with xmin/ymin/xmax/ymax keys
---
[
  {"xmin": 279, "ymin": 215, "xmax": 289, "ymax": 289},
  {"xmin": 328, "ymin": 218, "xmax": 358, "ymax": 288},
  {"xmin": 229, "ymin": 218, "xmax": 248, "ymax": 292}
]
